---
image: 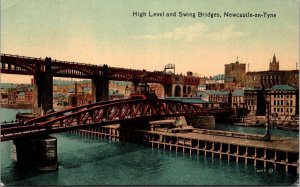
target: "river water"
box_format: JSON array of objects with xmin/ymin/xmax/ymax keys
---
[{"xmin": 1, "ymin": 108, "xmax": 299, "ymax": 185}]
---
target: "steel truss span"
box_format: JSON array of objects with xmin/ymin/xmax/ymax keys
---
[
  {"xmin": 1, "ymin": 54, "xmax": 201, "ymax": 85},
  {"xmin": 0, "ymin": 99, "xmax": 232, "ymax": 142}
]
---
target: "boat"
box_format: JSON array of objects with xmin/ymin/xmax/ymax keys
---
[
  {"xmin": 275, "ymin": 124, "xmax": 299, "ymax": 132},
  {"xmin": 233, "ymin": 117, "xmax": 264, "ymax": 127},
  {"xmin": 233, "ymin": 122, "xmax": 263, "ymax": 127}
]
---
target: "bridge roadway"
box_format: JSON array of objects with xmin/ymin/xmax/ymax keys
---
[
  {"xmin": 0, "ymin": 53, "xmax": 199, "ymax": 85},
  {"xmin": 0, "ymin": 98, "xmax": 232, "ymax": 142},
  {"xmin": 1, "ymin": 53, "xmax": 201, "ymax": 113}
]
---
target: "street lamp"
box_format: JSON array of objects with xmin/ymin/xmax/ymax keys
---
[{"xmin": 265, "ymin": 98, "xmax": 271, "ymax": 141}]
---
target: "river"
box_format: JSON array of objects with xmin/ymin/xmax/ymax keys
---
[{"xmin": 0, "ymin": 108, "xmax": 298, "ymax": 185}]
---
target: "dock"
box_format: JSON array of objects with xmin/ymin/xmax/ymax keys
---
[{"xmin": 66, "ymin": 124, "xmax": 299, "ymax": 173}]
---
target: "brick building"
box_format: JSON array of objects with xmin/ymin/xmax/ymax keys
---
[
  {"xmin": 224, "ymin": 58, "xmax": 246, "ymax": 86},
  {"xmin": 244, "ymin": 85, "xmax": 299, "ymax": 117},
  {"xmin": 206, "ymin": 74, "xmax": 225, "ymax": 90},
  {"xmin": 207, "ymin": 90, "xmax": 232, "ymax": 108},
  {"xmin": 245, "ymin": 54, "xmax": 299, "ymax": 88},
  {"xmin": 270, "ymin": 85, "xmax": 298, "ymax": 118},
  {"xmin": 244, "ymin": 88, "xmax": 267, "ymax": 115},
  {"xmin": 232, "ymin": 90, "xmax": 244, "ymax": 109}
]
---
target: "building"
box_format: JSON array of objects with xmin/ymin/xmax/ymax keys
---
[
  {"xmin": 197, "ymin": 84, "xmax": 206, "ymax": 91},
  {"xmin": 224, "ymin": 77, "xmax": 237, "ymax": 90},
  {"xmin": 17, "ymin": 92, "xmax": 26, "ymax": 103},
  {"xmin": 269, "ymin": 54, "xmax": 279, "ymax": 71},
  {"xmin": 172, "ymin": 73, "xmax": 199, "ymax": 98},
  {"xmin": 206, "ymin": 74, "xmax": 225, "ymax": 90},
  {"xmin": 0, "ymin": 83, "xmax": 32, "ymax": 105},
  {"xmin": 167, "ymin": 97, "xmax": 211, "ymax": 108},
  {"xmin": 224, "ymin": 58, "xmax": 246, "ymax": 86},
  {"xmin": 232, "ymin": 90, "xmax": 244, "ymax": 109},
  {"xmin": 0, "ymin": 83, "xmax": 17, "ymax": 104},
  {"xmin": 207, "ymin": 90, "xmax": 232, "ymax": 108},
  {"xmin": 244, "ymin": 85, "xmax": 299, "ymax": 117},
  {"xmin": 245, "ymin": 54, "xmax": 299, "ymax": 88},
  {"xmin": 244, "ymin": 87, "xmax": 269, "ymax": 116},
  {"xmin": 270, "ymin": 85, "xmax": 298, "ymax": 118},
  {"xmin": 245, "ymin": 70, "xmax": 299, "ymax": 89}
]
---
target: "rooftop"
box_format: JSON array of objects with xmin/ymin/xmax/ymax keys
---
[
  {"xmin": 232, "ymin": 90, "xmax": 244, "ymax": 96},
  {"xmin": 17, "ymin": 92, "xmax": 25, "ymax": 96},
  {"xmin": 225, "ymin": 77, "xmax": 235, "ymax": 82},
  {"xmin": 211, "ymin": 74, "xmax": 225, "ymax": 80},
  {"xmin": 167, "ymin": 97, "xmax": 210, "ymax": 104},
  {"xmin": 0, "ymin": 83, "xmax": 18, "ymax": 89},
  {"xmin": 206, "ymin": 90, "xmax": 230, "ymax": 95},
  {"xmin": 272, "ymin": 85, "xmax": 297, "ymax": 91}
]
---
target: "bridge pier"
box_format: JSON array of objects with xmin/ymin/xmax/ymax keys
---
[
  {"xmin": 186, "ymin": 115, "xmax": 216, "ymax": 129},
  {"xmin": 11, "ymin": 136, "xmax": 58, "ymax": 171},
  {"xmin": 92, "ymin": 65, "xmax": 109, "ymax": 102},
  {"xmin": 33, "ymin": 57, "xmax": 53, "ymax": 115}
]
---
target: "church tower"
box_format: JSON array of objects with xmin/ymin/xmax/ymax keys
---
[{"xmin": 269, "ymin": 54, "xmax": 279, "ymax": 71}]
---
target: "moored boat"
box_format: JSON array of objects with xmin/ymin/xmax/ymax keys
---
[{"xmin": 275, "ymin": 124, "xmax": 299, "ymax": 132}]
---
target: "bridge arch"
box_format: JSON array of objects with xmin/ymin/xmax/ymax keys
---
[
  {"xmin": 3, "ymin": 61, "xmax": 35, "ymax": 74},
  {"xmin": 175, "ymin": 85, "xmax": 181, "ymax": 97},
  {"xmin": 52, "ymin": 67, "xmax": 93, "ymax": 77},
  {"xmin": 188, "ymin": 86, "xmax": 191, "ymax": 94},
  {"xmin": 183, "ymin": 86, "xmax": 187, "ymax": 95}
]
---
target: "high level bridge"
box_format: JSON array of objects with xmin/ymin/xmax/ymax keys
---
[{"xmin": 1, "ymin": 54, "xmax": 200, "ymax": 114}]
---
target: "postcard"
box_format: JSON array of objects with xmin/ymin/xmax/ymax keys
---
[{"xmin": 0, "ymin": 0, "xmax": 299, "ymax": 186}]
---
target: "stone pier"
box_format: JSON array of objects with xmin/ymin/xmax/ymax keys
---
[
  {"xmin": 186, "ymin": 115, "xmax": 216, "ymax": 129},
  {"xmin": 33, "ymin": 57, "xmax": 53, "ymax": 115},
  {"xmin": 92, "ymin": 64, "xmax": 109, "ymax": 102},
  {"xmin": 11, "ymin": 136, "xmax": 58, "ymax": 171}
]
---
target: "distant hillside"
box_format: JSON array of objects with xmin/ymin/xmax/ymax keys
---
[{"xmin": 0, "ymin": 83, "xmax": 30, "ymax": 89}]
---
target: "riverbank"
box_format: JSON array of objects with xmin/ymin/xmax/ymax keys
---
[{"xmin": 0, "ymin": 103, "xmax": 32, "ymax": 109}]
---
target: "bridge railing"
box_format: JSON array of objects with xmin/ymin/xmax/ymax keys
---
[
  {"xmin": 0, "ymin": 98, "xmax": 216, "ymax": 141},
  {"xmin": 34, "ymin": 99, "xmax": 204, "ymax": 127},
  {"xmin": 0, "ymin": 125, "xmax": 48, "ymax": 142},
  {"xmin": 1, "ymin": 53, "xmax": 42, "ymax": 60},
  {"xmin": 24, "ymin": 99, "xmax": 134, "ymax": 126}
]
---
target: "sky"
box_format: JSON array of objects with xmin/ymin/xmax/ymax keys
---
[{"xmin": 1, "ymin": 0, "xmax": 299, "ymax": 83}]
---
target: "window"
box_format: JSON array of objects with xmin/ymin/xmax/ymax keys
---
[
  {"xmin": 286, "ymin": 108, "xmax": 289, "ymax": 113},
  {"xmin": 274, "ymin": 100, "xmax": 276, "ymax": 106},
  {"xmin": 281, "ymin": 108, "xmax": 283, "ymax": 112},
  {"xmin": 290, "ymin": 100, "xmax": 293, "ymax": 106},
  {"xmin": 290, "ymin": 108, "xmax": 293, "ymax": 113},
  {"xmin": 274, "ymin": 108, "xmax": 276, "ymax": 112},
  {"xmin": 277, "ymin": 108, "xmax": 280, "ymax": 112},
  {"xmin": 281, "ymin": 100, "xmax": 283, "ymax": 105},
  {"xmin": 286, "ymin": 101, "xmax": 289, "ymax": 106}
]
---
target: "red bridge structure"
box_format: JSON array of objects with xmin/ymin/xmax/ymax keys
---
[
  {"xmin": 1, "ymin": 98, "xmax": 232, "ymax": 142},
  {"xmin": 1, "ymin": 53, "xmax": 200, "ymax": 114},
  {"xmin": 0, "ymin": 79, "xmax": 233, "ymax": 171},
  {"xmin": 0, "ymin": 97, "xmax": 232, "ymax": 171}
]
